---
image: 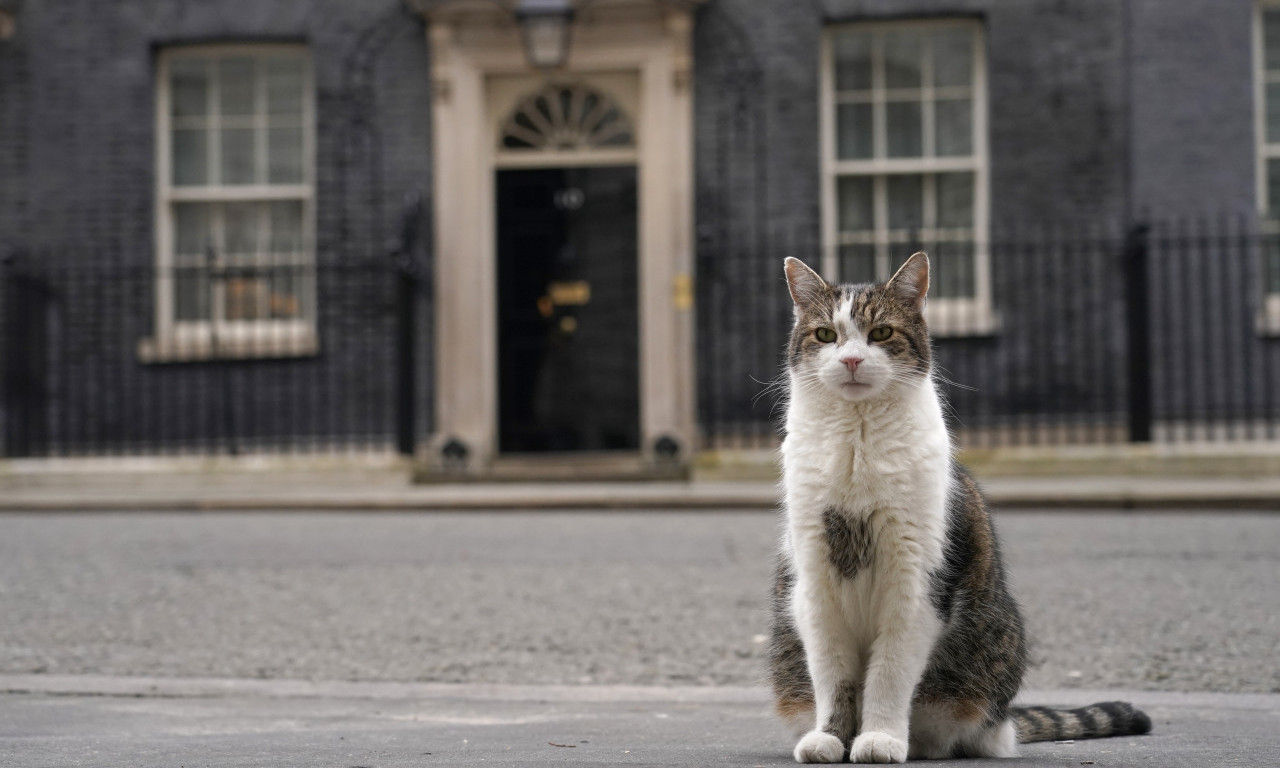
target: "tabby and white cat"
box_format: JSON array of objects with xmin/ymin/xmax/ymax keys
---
[{"xmin": 769, "ymin": 254, "xmax": 1150, "ymax": 763}]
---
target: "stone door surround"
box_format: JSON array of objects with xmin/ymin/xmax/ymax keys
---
[{"xmin": 413, "ymin": 0, "xmax": 700, "ymax": 475}]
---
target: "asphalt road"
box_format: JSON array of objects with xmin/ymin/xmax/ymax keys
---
[{"xmin": 1, "ymin": 509, "xmax": 1276, "ymax": 694}]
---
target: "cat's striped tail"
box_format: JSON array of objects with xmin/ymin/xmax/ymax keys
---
[{"xmin": 1011, "ymin": 701, "xmax": 1152, "ymax": 743}]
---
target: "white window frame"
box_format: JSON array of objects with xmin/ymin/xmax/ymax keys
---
[
  {"xmin": 820, "ymin": 19, "xmax": 995, "ymax": 336},
  {"xmin": 142, "ymin": 43, "xmax": 318, "ymax": 362},
  {"xmin": 1254, "ymin": 2, "xmax": 1280, "ymax": 334}
]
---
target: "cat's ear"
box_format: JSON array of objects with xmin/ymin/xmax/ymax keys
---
[
  {"xmin": 886, "ymin": 252, "xmax": 930, "ymax": 311},
  {"xmin": 784, "ymin": 257, "xmax": 828, "ymax": 312}
]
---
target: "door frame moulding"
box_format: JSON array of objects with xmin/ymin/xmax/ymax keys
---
[{"xmin": 413, "ymin": 0, "xmax": 701, "ymax": 475}]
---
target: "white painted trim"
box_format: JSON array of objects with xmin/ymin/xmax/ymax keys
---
[
  {"xmin": 1255, "ymin": 3, "xmax": 1280, "ymax": 330},
  {"xmin": 168, "ymin": 185, "xmax": 313, "ymax": 201},
  {"xmin": 819, "ymin": 20, "xmax": 993, "ymax": 333},
  {"xmin": 422, "ymin": 4, "xmax": 698, "ymax": 472},
  {"xmin": 152, "ymin": 45, "xmax": 317, "ymax": 360},
  {"xmin": 1255, "ymin": 3, "xmax": 1268, "ymax": 217},
  {"xmin": 819, "ymin": 32, "xmax": 839, "ymax": 278},
  {"xmin": 137, "ymin": 322, "xmax": 318, "ymax": 362},
  {"xmin": 493, "ymin": 149, "xmax": 639, "ymax": 168}
]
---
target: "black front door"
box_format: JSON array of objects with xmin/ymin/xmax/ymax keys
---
[{"xmin": 496, "ymin": 166, "xmax": 640, "ymax": 453}]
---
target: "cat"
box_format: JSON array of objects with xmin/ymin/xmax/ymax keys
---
[{"xmin": 768, "ymin": 253, "xmax": 1151, "ymax": 763}]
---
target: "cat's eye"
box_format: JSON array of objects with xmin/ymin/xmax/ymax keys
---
[
  {"xmin": 814, "ymin": 327, "xmax": 837, "ymax": 343},
  {"xmin": 869, "ymin": 326, "xmax": 893, "ymax": 342}
]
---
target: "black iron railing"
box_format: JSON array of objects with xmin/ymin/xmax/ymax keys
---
[
  {"xmin": 4, "ymin": 219, "xmax": 1280, "ymax": 458},
  {"xmin": 1, "ymin": 256, "xmax": 424, "ymax": 458}
]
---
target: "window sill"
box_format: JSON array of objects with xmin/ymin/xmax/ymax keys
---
[
  {"xmin": 1255, "ymin": 295, "xmax": 1280, "ymax": 337},
  {"xmin": 138, "ymin": 329, "xmax": 319, "ymax": 363},
  {"xmin": 925, "ymin": 302, "xmax": 1000, "ymax": 338}
]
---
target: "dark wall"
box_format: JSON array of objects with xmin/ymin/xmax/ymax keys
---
[
  {"xmin": 694, "ymin": 0, "xmax": 1131, "ymax": 244},
  {"xmin": 692, "ymin": 0, "xmax": 1270, "ymax": 443},
  {"xmin": 0, "ymin": 10, "xmax": 31, "ymax": 253},
  {"xmin": 0, "ymin": 0, "xmax": 436, "ymax": 454},
  {"xmin": 1130, "ymin": 0, "xmax": 1257, "ymax": 217},
  {"xmin": 693, "ymin": 0, "xmax": 1133, "ymax": 439},
  {"xmin": 2, "ymin": 0, "xmax": 1273, "ymax": 451},
  {"xmin": 5, "ymin": 0, "xmax": 433, "ymax": 256}
]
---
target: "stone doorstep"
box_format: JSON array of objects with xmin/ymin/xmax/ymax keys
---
[
  {"xmin": 414, "ymin": 452, "xmax": 690, "ymax": 484},
  {"xmin": 1, "ymin": 446, "xmax": 1279, "ymax": 511}
]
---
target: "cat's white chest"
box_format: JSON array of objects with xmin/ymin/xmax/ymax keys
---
[{"xmin": 783, "ymin": 389, "xmax": 950, "ymax": 517}]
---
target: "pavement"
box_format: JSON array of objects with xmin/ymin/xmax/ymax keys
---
[
  {"xmin": 2, "ymin": 468, "xmax": 1280, "ymax": 510},
  {"xmin": 3, "ymin": 675, "xmax": 1276, "ymax": 767}
]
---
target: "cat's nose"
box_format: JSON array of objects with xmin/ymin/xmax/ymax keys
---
[{"xmin": 840, "ymin": 356, "xmax": 863, "ymax": 372}]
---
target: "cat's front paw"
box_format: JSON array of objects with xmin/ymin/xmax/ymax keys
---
[
  {"xmin": 793, "ymin": 730, "xmax": 845, "ymax": 764},
  {"xmin": 850, "ymin": 731, "xmax": 907, "ymax": 764}
]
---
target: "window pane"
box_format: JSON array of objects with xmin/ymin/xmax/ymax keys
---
[
  {"xmin": 886, "ymin": 101, "xmax": 922, "ymax": 157},
  {"xmin": 267, "ymin": 127, "xmax": 304, "ymax": 183},
  {"xmin": 887, "ymin": 174, "xmax": 923, "ymax": 230},
  {"xmin": 173, "ymin": 203, "xmax": 213, "ymax": 256},
  {"xmin": 833, "ymin": 32, "xmax": 873, "ymax": 91},
  {"xmin": 172, "ymin": 129, "xmax": 208, "ymax": 185},
  {"xmin": 1268, "ymin": 83, "xmax": 1280, "ymax": 144},
  {"xmin": 269, "ymin": 270, "xmax": 305, "ymax": 319},
  {"xmin": 1266, "ymin": 236, "xmax": 1280, "ymax": 294},
  {"xmin": 837, "ymin": 176, "xmax": 874, "ymax": 232},
  {"xmin": 936, "ymin": 172, "xmax": 975, "ymax": 229},
  {"xmin": 218, "ymin": 57, "xmax": 257, "ymax": 117},
  {"xmin": 225, "ymin": 276, "xmax": 268, "ymax": 321},
  {"xmin": 174, "ymin": 267, "xmax": 211, "ymax": 321},
  {"xmin": 596, "ymin": 127, "xmax": 634, "ymax": 148},
  {"xmin": 266, "ymin": 56, "xmax": 304, "ymax": 118},
  {"xmin": 220, "ymin": 128, "xmax": 256, "ymax": 184},
  {"xmin": 1268, "ymin": 159, "xmax": 1280, "ymax": 220},
  {"xmin": 932, "ymin": 28, "xmax": 973, "ymax": 87},
  {"xmin": 839, "ymin": 244, "xmax": 877, "ymax": 284},
  {"xmin": 269, "ymin": 201, "xmax": 304, "ymax": 253},
  {"xmin": 224, "ymin": 202, "xmax": 260, "ymax": 258},
  {"xmin": 836, "ymin": 103, "xmax": 873, "ymax": 159},
  {"xmin": 935, "ymin": 98, "xmax": 972, "ymax": 156},
  {"xmin": 884, "ymin": 30, "xmax": 923, "ymax": 89},
  {"xmin": 170, "ymin": 57, "xmax": 209, "ymax": 119},
  {"xmin": 1266, "ymin": 11, "xmax": 1280, "ymax": 72},
  {"xmin": 930, "ymin": 240, "xmax": 975, "ymax": 298}
]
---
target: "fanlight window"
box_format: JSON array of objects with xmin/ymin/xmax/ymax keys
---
[{"xmin": 500, "ymin": 83, "xmax": 635, "ymax": 151}]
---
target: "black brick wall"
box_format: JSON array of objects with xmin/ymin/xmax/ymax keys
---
[
  {"xmin": 1, "ymin": 0, "xmax": 1274, "ymax": 452},
  {"xmin": 1130, "ymin": 0, "xmax": 1256, "ymax": 217},
  {"xmin": 692, "ymin": 0, "xmax": 1273, "ymax": 442},
  {"xmin": 0, "ymin": 0, "xmax": 435, "ymax": 454}
]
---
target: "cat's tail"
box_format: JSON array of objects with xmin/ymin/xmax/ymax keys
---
[{"xmin": 1011, "ymin": 701, "xmax": 1152, "ymax": 743}]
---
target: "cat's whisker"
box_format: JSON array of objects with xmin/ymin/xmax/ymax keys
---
[
  {"xmin": 933, "ymin": 373, "xmax": 978, "ymax": 392},
  {"xmin": 751, "ymin": 374, "xmax": 791, "ymax": 405},
  {"xmin": 930, "ymin": 363, "xmax": 979, "ymax": 393}
]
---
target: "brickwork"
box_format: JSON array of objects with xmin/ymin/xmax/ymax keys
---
[
  {"xmin": 0, "ymin": 0, "xmax": 435, "ymax": 453},
  {"xmin": 0, "ymin": 0, "xmax": 1272, "ymax": 452},
  {"xmin": 1130, "ymin": 0, "xmax": 1257, "ymax": 217},
  {"xmin": 0, "ymin": 10, "xmax": 30, "ymax": 252}
]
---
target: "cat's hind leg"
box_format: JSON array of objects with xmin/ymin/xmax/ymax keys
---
[
  {"xmin": 906, "ymin": 700, "xmax": 964, "ymax": 760},
  {"xmin": 907, "ymin": 699, "xmax": 1012, "ymax": 760},
  {"xmin": 957, "ymin": 718, "xmax": 1018, "ymax": 758}
]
